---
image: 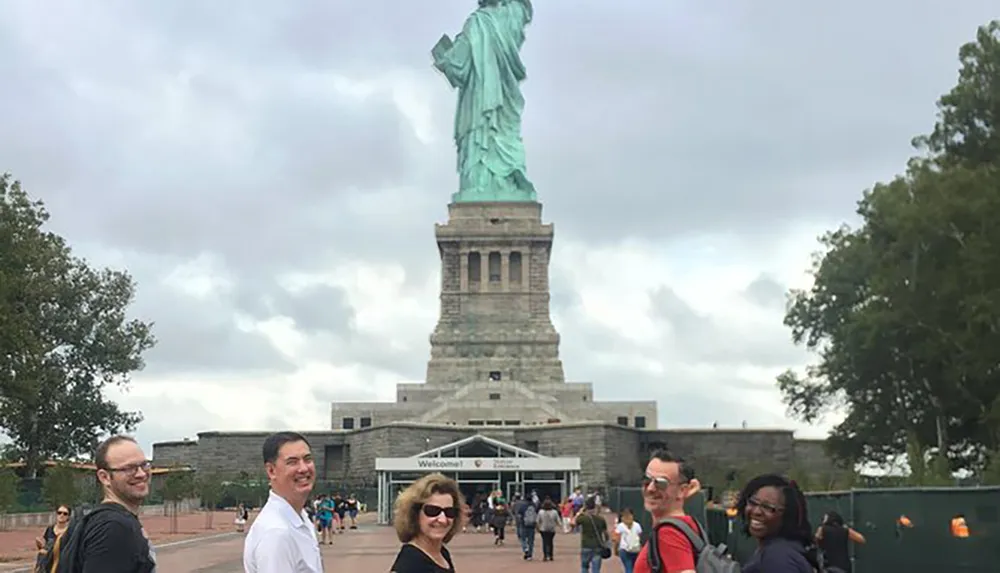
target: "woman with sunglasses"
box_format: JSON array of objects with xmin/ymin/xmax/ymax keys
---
[
  {"xmin": 34, "ymin": 505, "xmax": 70, "ymax": 572},
  {"xmin": 736, "ymin": 474, "xmax": 820, "ymax": 573},
  {"xmin": 391, "ymin": 472, "xmax": 465, "ymax": 573}
]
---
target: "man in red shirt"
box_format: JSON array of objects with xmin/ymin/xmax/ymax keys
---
[{"xmin": 634, "ymin": 450, "xmax": 702, "ymax": 573}]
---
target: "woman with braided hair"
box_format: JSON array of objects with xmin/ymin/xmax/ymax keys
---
[{"xmin": 736, "ymin": 474, "xmax": 820, "ymax": 573}]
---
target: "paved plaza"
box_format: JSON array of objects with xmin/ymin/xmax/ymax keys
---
[
  {"xmin": 0, "ymin": 512, "xmax": 630, "ymax": 573},
  {"xmin": 152, "ymin": 526, "xmax": 633, "ymax": 573}
]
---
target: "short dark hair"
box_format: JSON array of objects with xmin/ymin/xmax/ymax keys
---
[
  {"xmin": 262, "ymin": 432, "xmax": 310, "ymax": 464},
  {"xmin": 95, "ymin": 435, "xmax": 137, "ymax": 470},
  {"xmin": 649, "ymin": 449, "xmax": 695, "ymax": 482}
]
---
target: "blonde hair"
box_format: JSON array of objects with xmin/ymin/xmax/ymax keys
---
[{"xmin": 393, "ymin": 472, "xmax": 465, "ymax": 543}]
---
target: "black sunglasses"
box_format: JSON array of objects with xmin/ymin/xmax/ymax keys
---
[
  {"xmin": 56, "ymin": 510, "xmax": 70, "ymax": 516},
  {"xmin": 642, "ymin": 474, "xmax": 672, "ymax": 491},
  {"xmin": 422, "ymin": 504, "xmax": 458, "ymax": 519}
]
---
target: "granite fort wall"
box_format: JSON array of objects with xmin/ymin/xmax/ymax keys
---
[{"xmin": 154, "ymin": 424, "xmax": 830, "ymax": 489}]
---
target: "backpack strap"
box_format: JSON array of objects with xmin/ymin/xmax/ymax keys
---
[
  {"xmin": 659, "ymin": 517, "xmax": 708, "ymax": 553},
  {"xmin": 645, "ymin": 517, "xmax": 707, "ymax": 573}
]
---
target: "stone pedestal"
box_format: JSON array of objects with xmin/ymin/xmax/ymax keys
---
[{"xmin": 427, "ymin": 202, "xmax": 566, "ymax": 387}]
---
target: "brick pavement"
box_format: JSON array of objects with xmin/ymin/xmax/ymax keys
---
[
  {"xmin": 0, "ymin": 510, "xmax": 243, "ymax": 571},
  {"xmin": 154, "ymin": 525, "xmax": 631, "ymax": 572}
]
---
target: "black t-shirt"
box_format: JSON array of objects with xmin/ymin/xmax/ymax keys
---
[
  {"xmin": 818, "ymin": 525, "xmax": 851, "ymax": 571},
  {"xmin": 78, "ymin": 502, "xmax": 156, "ymax": 573},
  {"xmin": 390, "ymin": 543, "xmax": 455, "ymax": 573}
]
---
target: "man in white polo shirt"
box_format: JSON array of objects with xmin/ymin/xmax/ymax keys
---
[{"xmin": 244, "ymin": 431, "xmax": 323, "ymax": 572}]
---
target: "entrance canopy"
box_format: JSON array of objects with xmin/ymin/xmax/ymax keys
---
[
  {"xmin": 374, "ymin": 434, "xmax": 581, "ymax": 524},
  {"xmin": 375, "ymin": 434, "xmax": 581, "ymax": 472}
]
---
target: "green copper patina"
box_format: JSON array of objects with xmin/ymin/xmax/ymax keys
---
[{"xmin": 432, "ymin": 0, "xmax": 537, "ymax": 203}]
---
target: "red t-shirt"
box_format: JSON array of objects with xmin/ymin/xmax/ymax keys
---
[{"xmin": 633, "ymin": 515, "xmax": 700, "ymax": 573}]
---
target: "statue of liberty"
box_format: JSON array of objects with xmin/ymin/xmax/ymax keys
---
[{"xmin": 432, "ymin": 0, "xmax": 537, "ymax": 203}]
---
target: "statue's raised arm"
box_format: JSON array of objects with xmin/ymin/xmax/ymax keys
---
[{"xmin": 431, "ymin": 0, "xmax": 537, "ymax": 203}]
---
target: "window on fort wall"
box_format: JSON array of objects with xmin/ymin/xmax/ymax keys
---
[
  {"xmin": 489, "ymin": 371, "xmax": 502, "ymax": 381},
  {"xmin": 524, "ymin": 440, "xmax": 539, "ymax": 452},
  {"xmin": 509, "ymin": 252, "xmax": 522, "ymax": 283},
  {"xmin": 468, "ymin": 420, "xmax": 485, "ymax": 426},
  {"xmin": 342, "ymin": 417, "xmax": 355, "ymax": 430},
  {"xmin": 634, "ymin": 416, "xmax": 646, "ymax": 429},
  {"xmin": 489, "ymin": 393, "xmax": 501, "ymax": 400},
  {"xmin": 617, "ymin": 416, "xmax": 628, "ymax": 426},
  {"xmin": 488, "ymin": 252, "xmax": 501, "ymax": 282},
  {"xmin": 468, "ymin": 252, "xmax": 481, "ymax": 282},
  {"xmin": 486, "ymin": 420, "xmax": 503, "ymax": 426},
  {"xmin": 504, "ymin": 420, "xmax": 520, "ymax": 426},
  {"xmin": 360, "ymin": 417, "xmax": 372, "ymax": 428}
]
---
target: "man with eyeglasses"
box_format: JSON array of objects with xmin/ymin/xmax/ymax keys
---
[
  {"xmin": 633, "ymin": 450, "xmax": 702, "ymax": 573},
  {"xmin": 56, "ymin": 434, "xmax": 157, "ymax": 572},
  {"xmin": 243, "ymin": 431, "xmax": 323, "ymax": 573}
]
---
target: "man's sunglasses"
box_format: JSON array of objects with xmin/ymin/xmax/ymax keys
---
[
  {"xmin": 421, "ymin": 504, "xmax": 458, "ymax": 519},
  {"xmin": 642, "ymin": 474, "xmax": 676, "ymax": 491}
]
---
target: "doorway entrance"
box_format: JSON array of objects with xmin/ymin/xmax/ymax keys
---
[{"xmin": 374, "ymin": 434, "xmax": 582, "ymax": 524}]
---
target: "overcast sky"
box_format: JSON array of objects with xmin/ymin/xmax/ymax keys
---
[{"xmin": 1, "ymin": 1, "xmax": 996, "ymax": 455}]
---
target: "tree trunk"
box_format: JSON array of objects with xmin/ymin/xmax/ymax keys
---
[{"xmin": 26, "ymin": 411, "xmax": 39, "ymax": 479}]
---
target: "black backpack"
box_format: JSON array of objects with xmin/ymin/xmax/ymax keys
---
[{"xmin": 44, "ymin": 504, "xmax": 117, "ymax": 573}]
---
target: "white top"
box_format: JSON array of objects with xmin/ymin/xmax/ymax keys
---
[
  {"xmin": 243, "ymin": 490, "xmax": 323, "ymax": 573},
  {"xmin": 615, "ymin": 521, "xmax": 643, "ymax": 553}
]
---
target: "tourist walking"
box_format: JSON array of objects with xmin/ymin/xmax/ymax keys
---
[
  {"xmin": 33, "ymin": 504, "xmax": 70, "ymax": 572},
  {"xmin": 490, "ymin": 502, "xmax": 509, "ymax": 545},
  {"xmin": 53, "ymin": 435, "xmax": 157, "ymax": 572},
  {"xmin": 536, "ymin": 499, "xmax": 560, "ymax": 561},
  {"xmin": 243, "ymin": 432, "xmax": 322, "ymax": 573},
  {"xmin": 612, "ymin": 508, "xmax": 642, "ymax": 573},
  {"xmin": 317, "ymin": 494, "xmax": 336, "ymax": 544},
  {"xmin": 737, "ymin": 474, "xmax": 819, "ymax": 573},
  {"xmin": 815, "ymin": 511, "xmax": 866, "ymax": 573},
  {"xmin": 518, "ymin": 497, "xmax": 538, "ymax": 560},
  {"xmin": 234, "ymin": 503, "xmax": 249, "ymax": 534},
  {"xmin": 571, "ymin": 497, "xmax": 609, "ymax": 573},
  {"xmin": 389, "ymin": 472, "xmax": 463, "ymax": 572}
]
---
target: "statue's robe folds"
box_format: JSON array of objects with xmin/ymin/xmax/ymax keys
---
[{"xmin": 433, "ymin": 0, "xmax": 536, "ymax": 203}]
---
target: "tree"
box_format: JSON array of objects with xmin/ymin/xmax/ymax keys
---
[
  {"xmin": 195, "ymin": 472, "xmax": 224, "ymax": 529},
  {"xmin": 915, "ymin": 20, "xmax": 1000, "ymax": 169},
  {"xmin": 779, "ymin": 21, "xmax": 1000, "ymax": 473},
  {"xmin": 161, "ymin": 470, "xmax": 195, "ymax": 534},
  {"xmin": 0, "ymin": 468, "xmax": 19, "ymax": 530},
  {"xmin": 42, "ymin": 463, "xmax": 80, "ymax": 508},
  {"xmin": 0, "ymin": 174, "xmax": 156, "ymax": 478}
]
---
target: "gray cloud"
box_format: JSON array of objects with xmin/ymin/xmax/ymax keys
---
[
  {"xmin": 743, "ymin": 274, "xmax": 788, "ymax": 311},
  {"xmin": 648, "ymin": 286, "xmax": 805, "ymax": 369}
]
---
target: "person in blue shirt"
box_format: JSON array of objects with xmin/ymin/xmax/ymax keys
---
[{"xmin": 317, "ymin": 494, "xmax": 336, "ymax": 544}]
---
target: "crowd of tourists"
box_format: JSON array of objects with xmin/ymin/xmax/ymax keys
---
[{"xmin": 28, "ymin": 430, "xmax": 876, "ymax": 572}]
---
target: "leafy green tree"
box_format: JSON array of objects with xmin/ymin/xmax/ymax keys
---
[
  {"xmin": 915, "ymin": 20, "xmax": 1000, "ymax": 169},
  {"xmin": 195, "ymin": 472, "xmax": 224, "ymax": 529},
  {"xmin": 161, "ymin": 469, "xmax": 195, "ymax": 534},
  {"xmin": 42, "ymin": 463, "xmax": 80, "ymax": 508},
  {"xmin": 0, "ymin": 468, "xmax": 20, "ymax": 530},
  {"xmin": 778, "ymin": 21, "xmax": 1000, "ymax": 473},
  {"xmin": 0, "ymin": 174, "xmax": 156, "ymax": 478}
]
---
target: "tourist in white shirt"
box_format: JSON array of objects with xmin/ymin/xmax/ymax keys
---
[
  {"xmin": 612, "ymin": 507, "xmax": 643, "ymax": 573},
  {"xmin": 243, "ymin": 432, "xmax": 324, "ymax": 573}
]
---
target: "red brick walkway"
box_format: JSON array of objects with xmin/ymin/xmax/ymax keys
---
[
  {"xmin": 153, "ymin": 525, "xmax": 631, "ymax": 572},
  {"xmin": 0, "ymin": 510, "xmax": 242, "ymax": 571},
  {"xmin": 1, "ymin": 513, "xmax": 632, "ymax": 572}
]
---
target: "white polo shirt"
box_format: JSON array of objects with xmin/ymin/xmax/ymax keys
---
[{"xmin": 243, "ymin": 490, "xmax": 323, "ymax": 573}]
